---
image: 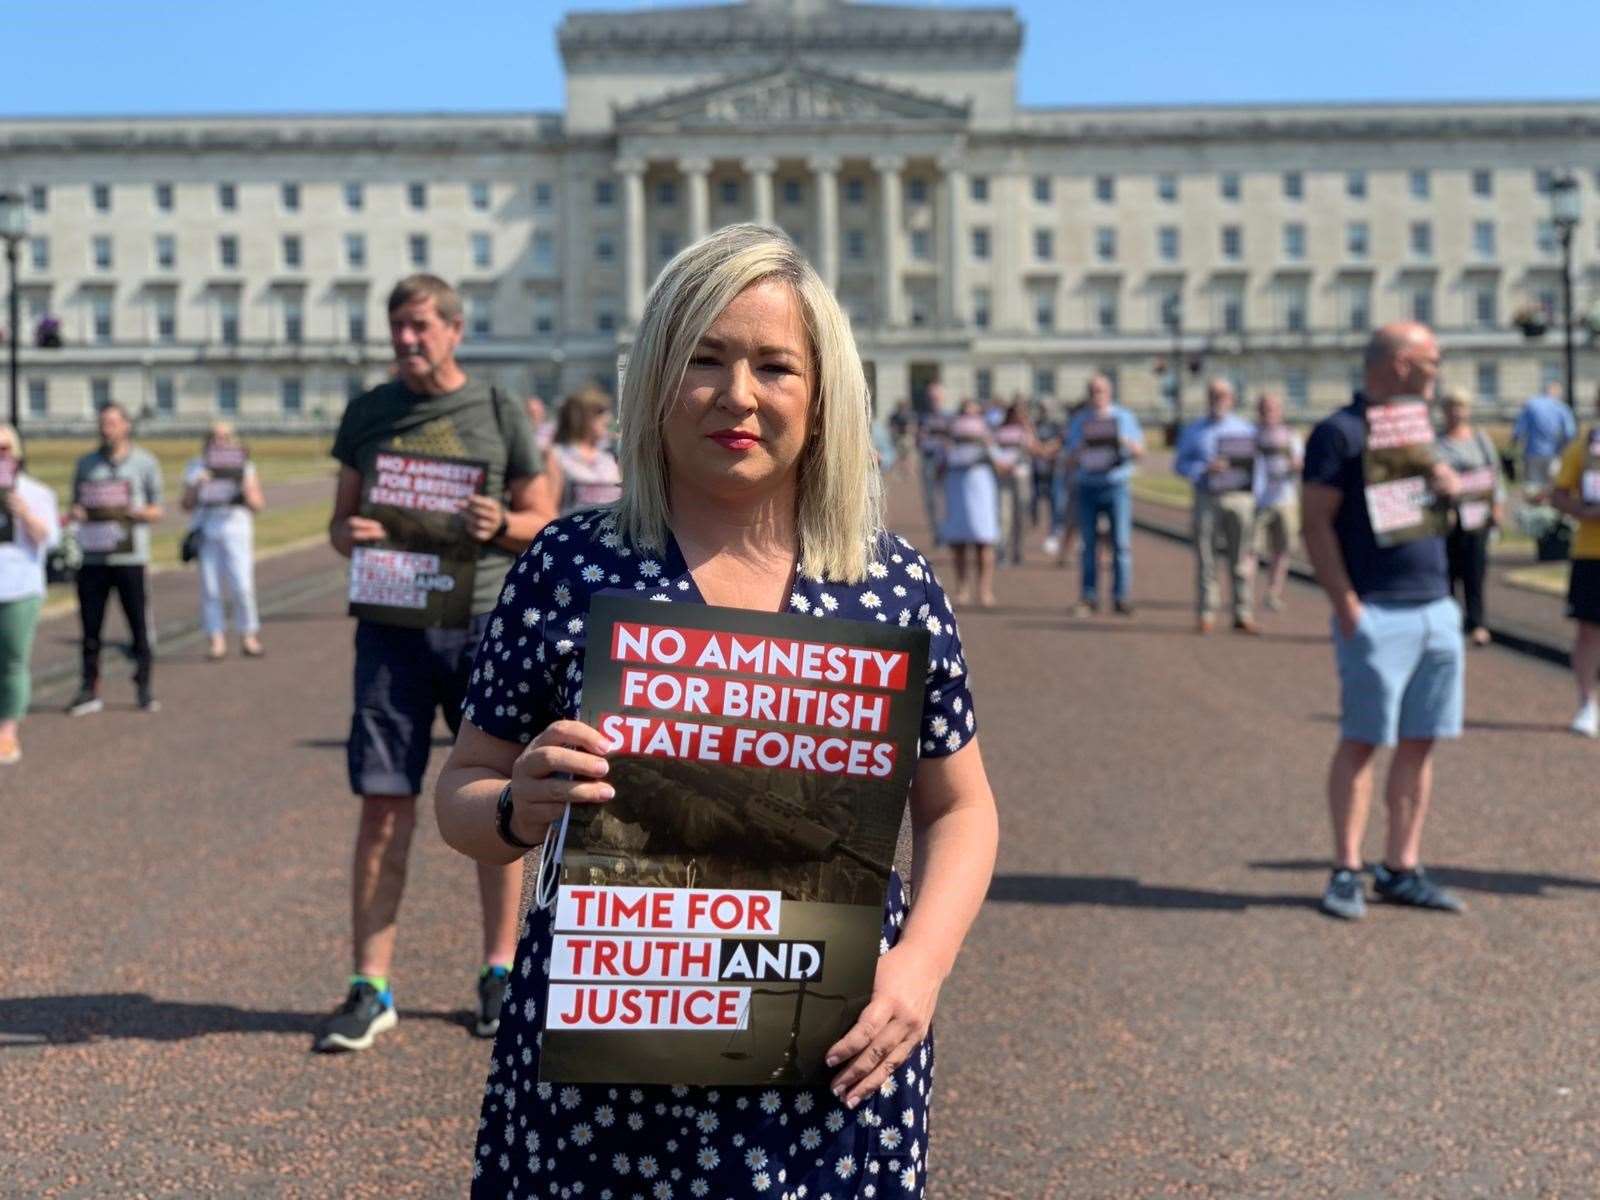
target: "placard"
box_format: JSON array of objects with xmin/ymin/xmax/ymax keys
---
[
  {"xmin": 1211, "ymin": 433, "xmax": 1257, "ymax": 493},
  {"xmin": 1362, "ymin": 400, "xmax": 1447, "ymax": 547},
  {"xmin": 541, "ymin": 594, "xmax": 930, "ymax": 1086},
  {"xmin": 199, "ymin": 445, "xmax": 249, "ymax": 506},
  {"xmin": 1582, "ymin": 429, "xmax": 1600, "ymax": 506},
  {"xmin": 0, "ymin": 455, "xmax": 16, "ymax": 545},
  {"xmin": 1455, "ymin": 466, "xmax": 1497, "ymax": 532},
  {"xmin": 347, "ymin": 449, "xmax": 486, "ymax": 629},
  {"xmin": 1258, "ymin": 426, "xmax": 1295, "ymax": 484},
  {"xmin": 76, "ymin": 478, "xmax": 134, "ymax": 556},
  {"xmin": 1077, "ymin": 416, "xmax": 1123, "ymax": 474}
]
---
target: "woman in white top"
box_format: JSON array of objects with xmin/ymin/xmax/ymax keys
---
[
  {"xmin": 0, "ymin": 422, "xmax": 62, "ymax": 765},
  {"xmin": 547, "ymin": 388, "xmax": 623, "ymax": 517},
  {"xmin": 181, "ymin": 422, "xmax": 266, "ymax": 660}
]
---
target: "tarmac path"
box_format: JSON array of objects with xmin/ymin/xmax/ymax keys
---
[{"xmin": 3, "ymin": 484, "xmax": 1599, "ymax": 1198}]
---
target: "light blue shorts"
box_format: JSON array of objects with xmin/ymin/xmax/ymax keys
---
[{"xmin": 1332, "ymin": 597, "xmax": 1464, "ymax": 746}]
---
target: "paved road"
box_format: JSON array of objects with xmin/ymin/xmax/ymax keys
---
[{"xmin": 4, "ymin": 488, "xmax": 1599, "ymax": 1197}]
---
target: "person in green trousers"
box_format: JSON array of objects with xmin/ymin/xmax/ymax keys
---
[{"xmin": 0, "ymin": 422, "xmax": 61, "ymax": 764}]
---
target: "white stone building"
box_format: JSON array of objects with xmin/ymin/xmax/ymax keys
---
[{"xmin": 2, "ymin": 0, "xmax": 1598, "ymax": 428}]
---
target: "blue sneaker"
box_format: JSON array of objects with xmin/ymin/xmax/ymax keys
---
[
  {"xmin": 1373, "ymin": 864, "xmax": 1464, "ymax": 914},
  {"xmin": 1319, "ymin": 867, "xmax": 1367, "ymax": 920}
]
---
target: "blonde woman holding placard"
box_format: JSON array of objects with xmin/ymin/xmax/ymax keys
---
[
  {"xmin": 435, "ymin": 224, "xmax": 998, "ymax": 1199},
  {"xmin": 181, "ymin": 422, "xmax": 266, "ymax": 660}
]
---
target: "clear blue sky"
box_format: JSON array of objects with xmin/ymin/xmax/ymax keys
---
[{"xmin": 5, "ymin": 0, "xmax": 1596, "ymax": 116}]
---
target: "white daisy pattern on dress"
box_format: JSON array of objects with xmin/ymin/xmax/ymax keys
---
[{"xmin": 460, "ymin": 517, "xmax": 973, "ymax": 1197}]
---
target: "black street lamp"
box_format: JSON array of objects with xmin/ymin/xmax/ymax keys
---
[
  {"xmin": 1550, "ymin": 171, "xmax": 1581, "ymax": 410},
  {"xmin": 0, "ymin": 190, "xmax": 27, "ymax": 431}
]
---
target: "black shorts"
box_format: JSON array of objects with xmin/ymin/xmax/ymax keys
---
[
  {"xmin": 1567, "ymin": 559, "xmax": 1600, "ymax": 626},
  {"xmin": 347, "ymin": 614, "xmax": 491, "ymax": 797}
]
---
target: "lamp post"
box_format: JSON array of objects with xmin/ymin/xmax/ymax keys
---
[
  {"xmin": 0, "ymin": 190, "xmax": 27, "ymax": 431},
  {"xmin": 1550, "ymin": 171, "xmax": 1581, "ymax": 410},
  {"xmin": 1162, "ymin": 293, "xmax": 1183, "ymax": 442}
]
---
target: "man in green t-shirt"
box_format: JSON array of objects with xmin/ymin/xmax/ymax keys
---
[{"xmin": 315, "ymin": 274, "xmax": 555, "ymax": 1053}]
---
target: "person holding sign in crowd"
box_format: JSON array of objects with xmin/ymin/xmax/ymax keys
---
[
  {"xmin": 65, "ymin": 401, "xmax": 164, "ymax": 716},
  {"xmin": 0, "ymin": 423, "xmax": 60, "ymax": 764},
  {"xmin": 1253, "ymin": 391, "xmax": 1303, "ymax": 613},
  {"xmin": 1175, "ymin": 378, "xmax": 1260, "ymax": 634},
  {"xmin": 1065, "ymin": 373, "xmax": 1144, "ymax": 616},
  {"xmin": 1549, "ymin": 384, "xmax": 1600, "ymax": 737},
  {"xmin": 939, "ymin": 397, "xmax": 1000, "ymax": 607},
  {"xmin": 181, "ymin": 422, "xmax": 266, "ymax": 660},
  {"xmin": 314, "ymin": 274, "xmax": 553, "ymax": 1054},
  {"xmin": 546, "ymin": 387, "xmax": 623, "ymax": 518},
  {"xmin": 1301, "ymin": 323, "xmax": 1465, "ymax": 920},
  {"xmin": 435, "ymin": 224, "xmax": 998, "ymax": 1199},
  {"xmin": 991, "ymin": 399, "xmax": 1032, "ymax": 567},
  {"xmin": 1437, "ymin": 388, "xmax": 1504, "ymax": 648}
]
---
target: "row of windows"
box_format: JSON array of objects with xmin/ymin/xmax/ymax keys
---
[
  {"xmin": 26, "ymin": 230, "xmax": 504, "ymax": 274},
  {"xmin": 31, "ymin": 179, "xmax": 529, "ymax": 216},
  {"xmin": 1013, "ymin": 167, "xmax": 1592, "ymax": 205},
  {"xmin": 27, "ymin": 374, "xmax": 362, "ymax": 418}
]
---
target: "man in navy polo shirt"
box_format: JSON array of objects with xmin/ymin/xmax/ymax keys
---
[{"xmin": 1301, "ymin": 322, "xmax": 1466, "ymax": 920}]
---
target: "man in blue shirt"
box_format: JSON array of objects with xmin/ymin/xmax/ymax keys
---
[
  {"xmin": 1065, "ymin": 374, "xmax": 1144, "ymax": 615},
  {"xmin": 1175, "ymin": 378, "xmax": 1260, "ymax": 634},
  {"xmin": 1512, "ymin": 380, "xmax": 1576, "ymax": 489},
  {"xmin": 1301, "ymin": 322, "xmax": 1465, "ymax": 920}
]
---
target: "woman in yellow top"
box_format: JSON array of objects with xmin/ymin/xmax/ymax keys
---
[{"xmin": 1551, "ymin": 385, "xmax": 1600, "ymax": 736}]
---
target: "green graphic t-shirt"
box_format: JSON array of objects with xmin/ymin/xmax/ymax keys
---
[{"xmin": 331, "ymin": 377, "xmax": 542, "ymax": 616}]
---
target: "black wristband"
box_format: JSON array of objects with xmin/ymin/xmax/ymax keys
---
[
  {"xmin": 495, "ymin": 781, "xmax": 540, "ymax": 851},
  {"xmin": 492, "ymin": 511, "xmax": 510, "ymax": 541}
]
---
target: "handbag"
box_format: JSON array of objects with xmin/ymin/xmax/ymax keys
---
[
  {"xmin": 181, "ymin": 525, "xmax": 203, "ymax": 564},
  {"xmin": 46, "ymin": 528, "xmax": 82, "ymax": 585}
]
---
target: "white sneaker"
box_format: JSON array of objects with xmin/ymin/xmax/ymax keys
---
[
  {"xmin": 1042, "ymin": 534, "xmax": 1060, "ymax": 558},
  {"xmin": 1571, "ymin": 700, "xmax": 1599, "ymax": 738}
]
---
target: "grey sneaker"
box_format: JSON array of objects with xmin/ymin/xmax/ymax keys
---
[
  {"xmin": 1320, "ymin": 867, "xmax": 1367, "ymax": 920},
  {"xmin": 1372, "ymin": 864, "xmax": 1464, "ymax": 914}
]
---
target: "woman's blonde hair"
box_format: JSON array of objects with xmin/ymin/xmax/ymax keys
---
[
  {"xmin": 1440, "ymin": 386, "xmax": 1472, "ymax": 410},
  {"xmin": 206, "ymin": 420, "xmax": 236, "ymax": 448},
  {"xmin": 614, "ymin": 223, "xmax": 883, "ymax": 583},
  {"xmin": 0, "ymin": 421, "xmax": 22, "ymax": 461}
]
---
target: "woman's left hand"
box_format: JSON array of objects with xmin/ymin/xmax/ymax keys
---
[{"xmin": 824, "ymin": 942, "xmax": 942, "ymax": 1109}]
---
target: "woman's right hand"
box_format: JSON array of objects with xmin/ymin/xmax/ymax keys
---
[{"xmin": 507, "ymin": 719, "xmax": 615, "ymax": 844}]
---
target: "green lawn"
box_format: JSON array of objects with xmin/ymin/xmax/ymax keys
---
[{"xmin": 22, "ymin": 435, "xmax": 334, "ymax": 497}]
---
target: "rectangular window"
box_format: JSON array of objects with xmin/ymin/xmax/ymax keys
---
[
  {"xmin": 1473, "ymin": 221, "xmax": 1496, "ymax": 259},
  {"xmin": 1219, "ymin": 172, "xmax": 1240, "ymax": 201},
  {"xmin": 155, "ymin": 182, "xmax": 174, "ymax": 212},
  {"xmin": 1282, "ymin": 170, "xmax": 1303, "ymax": 200},
  {"xmin": 217, "ymin": 182, "xmax": 236, "ymax": 212},
  {"xmin": 532, "ymin": 231, "xmax": 554, "ymax": 269},
  {"xmin": 1221, "ymin": 225, "xmax": 1242, "ymax": 260},
  {"xmin": 596, "ymin": 306, "xmax": 617, "ymax": 334},
  {"xmin": 1221, "ymin": 294, "xmax": 1244, "ymax": 334},
  {"xmin": 468, "ymin": 292, "xmax": 491, "ymax": 338},
  {"xmin": 92, "ymin": 235, "xmax": 113, "ymax": 271},
  {"xmin": 723, "ymin": 179, "xmax": 743, "ymax": 206},
  {"xmin": 1158, "ymin": 226, "xmax": 1179, "ymax": 261},
  {"xmin": 282, "ymin": 295, "xmax": 303, "ymax": 343},
  {"xmin": 1284, "ymin": 287, "xmax": 1308, "ymax": 333},
  {"xmin": 843, "ymin": 178, "xmax": 864, "ymax": 205},
  {"xmin": 218, "ymin": 235, "xmax": 239, "ymax": 270},
  {"xmin": 347, "ymin": 298, "xmax": 367, "ymax": 343},
  {"xmin": 1411, "ymin": 287, "xmax": 1434, "ymax": 326},
  {"xmin": 282, "ymin": 234, "xmax": 302, "ymax": 270},
  {"xmin": 1472, "ymin": 168, "xmax": 1493, "ymax": 199},
  {"xmin": 594, "ymin": 180, "xmax": 615, "ymax": 207},
  {"xmin": 1095, "ymin": 289, "xmax": 1118, "ymax": 333},
  {"xmin": 1475, "ymin": 362, "xmax": 1499, "ymax": 403},
  {"xmin": 1094, "ymin": 175, "xmax": 1114, "ymax": 203},
  {"xmin": 1409, "ymin": 221, "xmax": 1432, "ymax": 258},
  {"xmin": 27, "ymin": 378, "xmax": 47, "ymax": 417},
  {"xmin": 281, "ymin": 182, "xmax": 300, "ymax": 212},
  {"xmin": 345, "ymin": 232, "xmax": 366, "ymax": 269},
  {"xmin": 1156, "ymin": 173, "xmax": 1179, "ymax": 202},
  {"xmin": 155, "ymin": 234, "xmax": 175, "ymax": 270},
  {"xmin": 972, "ymin": 287, "xmax": 991, "ymax": 329},
  {"xmin": 471, "ymin": 180, "xmax": 491, "ymax": 211},
  {"xmin": 344, "ymin": 182, "xmax": 364, "ymax": 211},
  {"xmin": 527, "ymin": 181, "xmax": 550, "ymax": 211},
  {"xmin": 218, "ymin": 294, "xmax": 239, "ymax": 344},
  {"xmin": 1346, "ymin": 170, "xmax": 1367, "ymax": 199},
  {"xmin": 154, "ymin": 376, "xmax": 175, "ymax": 415},
  {"xmin": 281, "ymin": 377, "xmax": 304, "ymax": 414},
  {"xmin": 1094, "ymin": 227, "xmax": 1116, "ymax": 262},
  {"xmin": 92, "ymin": 183, "xmax": 111, "ymax": 213},
  {"xmin": 216, "ymin": 377, "xmax": 239, "ymax": 415},
  {"xmin": 1033, "ymin": 228, "xmax": 1053, "ymax": 261},
  {"xmin": 845, "ymin": 229, "xmax": 865, "ymax": 261},
  {"xmin": 28, "ymin": 185, "xmax": 46, "ymax": 213},
  {"xmin": 1033, "ymin": 175, "xmax": 1052, "ymax": 203},
  {"xmin": 91, "ymin": 293, "xmax": 113, "ymax": 343},
  {"xmin": 1286, "ymin": 369, "xmax": 1308, "ymax": 408},
  {"xmin": 28, "ymin": 236, "xmax": 47, "ymax": 271},
  {"xmin": 471, "ymin": 232, "xmax": 492, "ymax": 269},
  {"xmin": 1409, "ymin": 168, "xmax": 1430, "ymax": 199},
  {"xmin": 971, "ymin": 227, "xmax": 991, "ymax": 260},
  {"xmin": 1034, "ymin": 367, "xmax": 1056, "ymax": 396},
  {"xmin": 782, "ymin": 178, "xmax": 804, "ymax": 206},
  {"xmin": 594, "ymin": 235, "xmax": 615, "ymax": 264},
  {"xmin": 907, "ymin": 178, "xmax": 928, "ymax": 205},
  {"xmin": 1034, "ymin": 290, "xmax": 1055, "ymax": 332},
  {"xmin": 1536, "ymin": 219, "xmax": 1559, "ymax": 255},
  {"xmin": 154, "ymin": 293, "xmax": 176, "ymax": 342},
  {"xmin": 91, "ymin": 377, "xmax": 112, "ymax": 409},
  {"xmin": 911, "ymin": 228, "xmax": 932, "ymax": 262},
  {"xmin": 408, "ymin": 234, "xmax": 429, "ymax": 269},
  {"xmin": 1473, "ymin": 283, "xmax": 1497, "ymax": 328},
  {"xmin": 969, "ymin": 175, "xmax": 989, "ymax": 202},
  {"xmin": 533, "ymin": 295, "xmax": 557, "ymax": 335},
  {"xmin": 1346, "ymin": 221, "xmax": 1369, "ymax": 259},
  {"xmin": 657, "ymin": 231, "xmax": 678, "ymax": 261},
  {"xmin": 1344, "ymin": 283, "xmax": 1371, "ymax": 332},
  {"xmin": 1283, "ymin": 223, "xmax": 1306, "ymax": 260},
  {"xmin": 656, "ymin": 180, "xmax": 678, "ymax": 206},
  {"xmin": 408, "ymin": 182, "xmax": 427, "ymax": 211},
  {"xmin": 974, "ymin": 367, "xmax": 992, "ymax": 402}
]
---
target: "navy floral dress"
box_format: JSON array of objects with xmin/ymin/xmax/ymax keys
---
[{"xmin": 462, "ymin": 510, "xmax": 977, "ymax": 1200}]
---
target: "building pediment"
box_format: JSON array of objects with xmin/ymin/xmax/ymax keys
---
[{"xmin": 614, "ymin": 63, "xmax": 969, "ymax": 131}]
